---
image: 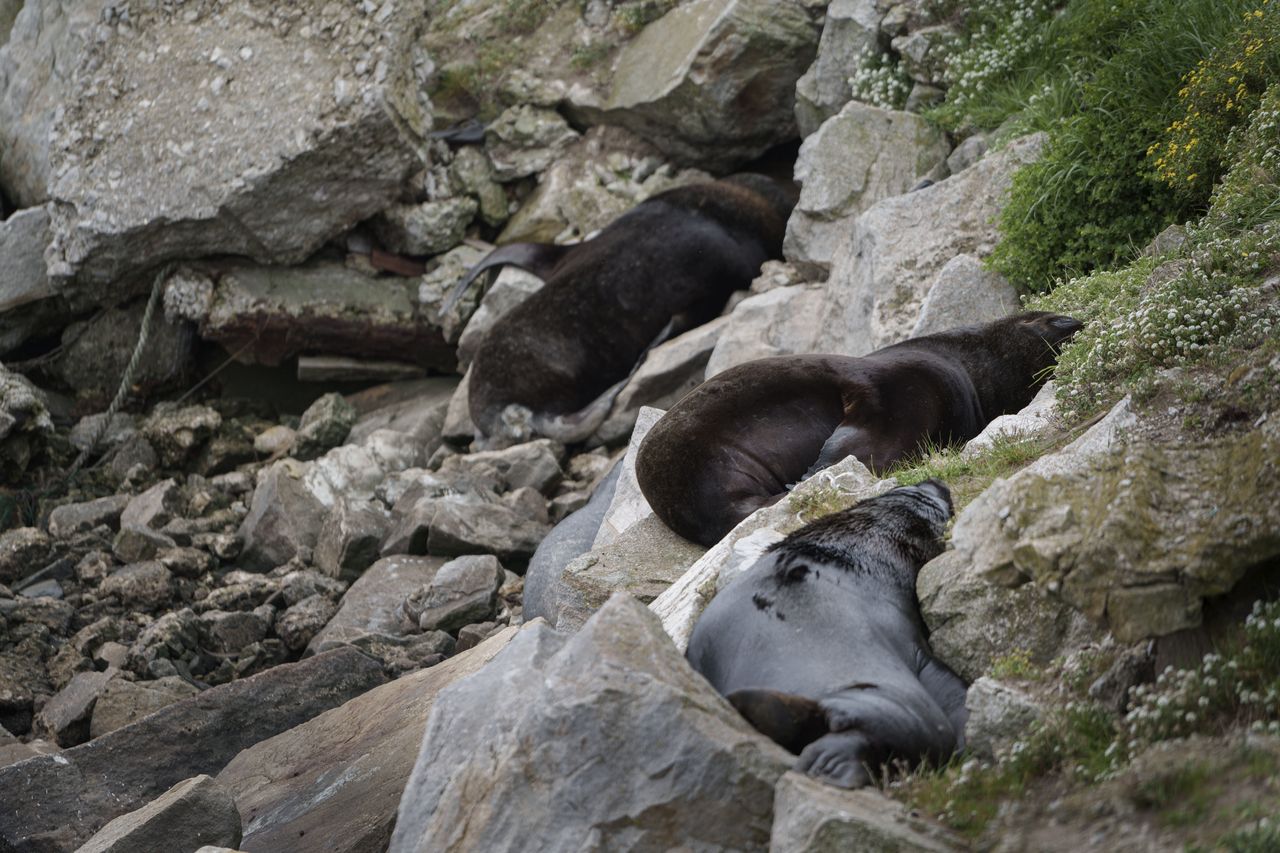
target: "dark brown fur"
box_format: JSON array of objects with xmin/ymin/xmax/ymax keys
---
[
  {"xmin": 464, "ymin": 175, "xmax": 796, "ymax": 444},
  {"xmin": 637, "ymin": 312, "xmax": 1082, "ymax": 546}
]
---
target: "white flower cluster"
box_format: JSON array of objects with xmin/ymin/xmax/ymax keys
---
[
  {"xmin": 848, "ymin": 45, "xmax": 912, "ymax": 109},
  {"xmin": 942, "ymin": 0, "xmax": 1055, "ymax": 115}
]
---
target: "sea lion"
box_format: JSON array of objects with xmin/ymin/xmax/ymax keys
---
[
  {"xmin": 446, "ymin": 174, "xmax": 797, "ymax": 446},
  {"xmin": 686, "ymin": 479, "xmax": 966, "ymax": 788},
  {"xmin": 637, "ymin": 311, "xmax": 1082, "ymax": 546}
]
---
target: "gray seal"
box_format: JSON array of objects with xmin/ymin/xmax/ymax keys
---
[{"xmin": 686, "ymin": 479, "xmax": 967, "ymax": 788}]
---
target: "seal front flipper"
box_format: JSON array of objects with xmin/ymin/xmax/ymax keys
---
[
  {"xmin": 726, "ymin": 689, "xmax": 829, "ymax": 755},
  {"xmin": 796, "ymin": 732, "xmax": 874, "ymax": 789},
  {"xmin": 442, "ymin": 242, "xmax": 572, "ymax": 315}
]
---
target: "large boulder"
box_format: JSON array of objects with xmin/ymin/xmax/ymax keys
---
[
  {"xmin": 43, "ymin": 0, "xmax": 434, "ymax": 305},
  {"xmin": 793, "ymin": 0, "xmax": 882, "ymax": 137},
  {"xmin": 218, "ymin": 627, "xmax": 517, "ymax": 853},
  {"xmin": 703, "ymin": 282, "xmax": 827, "ymax": 377},
  {"xmin": 0, "ymin": 0, "xmax": 107, "ymax": 207},
  {"xmin": 74, "ymin": 775, "xmax": 243, "ymax": 853},
  {"xmin": 390, "ymin": 595, "xmax": 791, "ymax": 852},
  {"xmin": 908, "ymin": 253, "xmax": 1020, "ymax": 338},
  {"xmin": 567, "ymin": 0, "xmax": 820, "ymax": 171},
  {"xmin": 0, "ymin": 648, "xmax": 385, "ymax": 852},
  {"xmin": 784, "ymin": 101, "xmax": 949, "ymax": 275}
]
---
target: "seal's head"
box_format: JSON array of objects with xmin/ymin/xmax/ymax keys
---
[{"xmin": 1017, "ymin": 310, "xmax": 1084, "ymax": 351}]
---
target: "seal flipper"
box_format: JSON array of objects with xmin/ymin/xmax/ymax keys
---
[
  {"xmin": 442, "ymin": 242, "xmax": 572, "ymax": 315},
  {"xmin": 726, "ymin": 689, "xmax": 829, "ymax": 755},
  {"xmin": 917, "ymin": 652, "xmax": 969, "ymax": 750},
  {"xmin": 796, "ymin": 731, "xmax": 875, "ymax": 789},
  {"xmin": 801, "ymin": 418, "xmax": 921, "ymax": 480}
]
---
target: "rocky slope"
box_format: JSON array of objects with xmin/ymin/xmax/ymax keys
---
[{"xmin": 1, "ymin": 1, "xmax": 1277, "ymax": 851}]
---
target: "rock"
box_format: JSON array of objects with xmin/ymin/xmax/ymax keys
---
[
  {"xmin": 196, "ymin": 262, "xmax": 452, "ymax": 372},
  {"xmin": 314, "ymin": 500, "xmax": 391, "ymax": 582},
  {"xmin": 0, "ymin": 645, "xmax": 50, "ymax": 734},
  {"xmin": 416, "ymin": 243, "xmax": 487, "ymax": 340},
  {"xmin": 345, "ymin": 377, "xmax": 458, "ymax": 449},
  {"xmin": 770, "ymin": 771, "xmax": 963, "ymax": 852},
  {"xmin": 962, "ymin": 381, "xmax": 1060, "ymax": 457},
  {"xmin": 43, "ymin": 0, "xmax": 434, "ymax": 305},
  {"xmin": 567, "ymin": 0, "xmax": 819, "ymax": 171},
  {"xmin": 934, "ymin": 397, "xmax": 1280, "ymax": 643},
  {"xmin": 555, "ymin": 515, "xmax": 706, "ymax": 633},
  {"xmin": 0, "ymin": 363, "xmax": 53, "ymax": 475},
  {"xmin": 946, "ymin": 133, "xmax": 988, "ymax": 174},
  {"xmin": 814, "ymin": 133, "xmax": 1046, "ymax": 356},
  {"xmin": 524, "ymin": 462, "xmax": 622, "ymax": 624},
  {"xmin": 390, "ymin": 595, "xmax": 790, "ymax": 852},
  {"xmin": 308, "ymin": 555, "xmax": 444, "ymax": 655},
  {"xmin": 100, "ymin": 563, "xmax": 175, "ymax": 611},
  {"xmin": 0, "ymin": 206, "xmax": 56, "ymax": 355},
  {"xmin": 0, "ymin": 1, "xmax": 106, "ymax": 207},
  {"xmin": 455, "ymin": 266, "xmax": 546, "ymax": 369},
  {"xmin": 56, "ymin": 301, "xmax": 194, "ymax": 398},
  {"xmin": 784, "ymin": 101, "xmax": 950, "ymax": 275},
  {"xmin": 90, "ymin": 676, "xmax": 201, "ymax": 739},
  {"xmin": 303, "ymin": 429, "xmax": 429, "ymax": 509},
  {"xmin": 436, "ymin": 438, "xmax": 565, "ymax": 495},
  {"xmin": 125, "ymin": 608, "xmax": 202, "ymax": 677},
  {"xmin": 449, "ymin": 146, "xmax": 508, "ymax": 227},
  {"xmin": 909, "ymin": 254, "xmax": 1021, "ymax": 338},
  {"xmin": 891, "ymin": 24, "xmax": 957, "ymax": 87},
  {"xmin": 963, "ymin": 677, "xmax": 1044, "ymax": 762},
  {"xmin": 293, "ymin": 393, "xmax": 357, "ymax": 461},
  {"xmin": 112, "ymin": 526, "xmax": 179, "ymax": 565},
  {"xmin": 0, "ymin": 648, "xmax": 384, "ymax": 850},
  {"xmin": 652, "ymin": 454, "xmax": 894, "ymax": 650},
  {"xmin": 295, "ymin": 355, "xmax": 425, "ymax": 383},
  {"xmin": 76, "ymin": 774, "xmax": 242, "ymax": 853},
  {"xmin": 252, "ymin": 425, "xmax": 296, "ymax": 457},
  {"xmin": 0, "ymin": 723, "xmax": 58, "ymax": 769},
  {"xmin": 32, "ymin": 668, "xmax": 116, "ymax": 747},
  {"xmin": 372, "ymin": 197, "xmax": 478, "ymax": 255},
  {"xmin": 440, "ymin": 369, "xmax": 477, "ymax": 445},
  {"xmin": 275, "ymin": 595, "xmax": 339, "ymax": 652},
  {"xmin": 425, "ymin": 500, "xmax": 552, "ymax": 566},
  {"xmin": 0, "ymin": 527, "xmax": 52, "ymax": 584},
  {"xmin": 402, "ymin": 555, "xmax": 503, "ymax": 634},
  {"xmin": 794, "ymin": 0, "xmax": 882, "ymax": 137},
  {"xmin": 217, "ymin": 627, "xmax": 517, "ymax": 853},
  {"xmin": 142, "ymin": 404, "xmax": 222, "ymax": 468},
  {"xmin": 485, "ymin": 105, "xmax": 581, "ymax": 181},
  {"xmin": 455, "ymin": 621, "xmax": 500, "ymax": 653},
  {"xmin": 199, "ymin": 610, "xmax": 270, "ymax": 654},
  {"xmin": 592, "ymin": 407, "xmax": 665, "ymax": 548},
  {"xmin": 704, "ymin": 282, "xmax": 828, "ymax": 377},
  {"xmin": 45, "ymin": 495, "xmax": 125, "ymax": 539},
  {"xmin": 236, "ymin": 460, "xmax": 327, "ymax": 571},
  {"xmin": 121, "ymin": 479, "xmax": 184, "ymax": 531},
  {"xmin": 591, "ymin": 316, "xmax": 729, "ymax": 446}
]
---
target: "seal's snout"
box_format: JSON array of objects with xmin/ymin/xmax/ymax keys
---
[
  {"xmin": 914, "ymin": 478, "xmax": 954, "ymax": 520},
  {"xmin": 1044, "ymin": 314, "xmax": 1084, "ymax": 345}
]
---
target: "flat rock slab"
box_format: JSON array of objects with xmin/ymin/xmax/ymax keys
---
[
  {"xmin": 75, "ymin": 774, "xmax": 242, "ymax": 853},
  {"xmin": 308, "ymin": 555, "xmax": 445, "ymax": 654},
  {"xmin": 0, "ymin": 647, "xmax": 385, "ymax": 852},
  {"xmin": 218, "ymin": 627, "xmax": 517, "ymax": 853},
  {"xmin": 390, "ymin": 595, "xmax": 791, "ymax": 852}
]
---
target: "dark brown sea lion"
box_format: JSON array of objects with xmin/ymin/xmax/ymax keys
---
[
  {"xmin": 446, "ymin": 174, "xmax": 797, "ymax": 445},
  {"xmin": 636, "ymin": 312, "xmax": 1082, "ymax": 546},
  {"xmin": 686, "ymin": 479, "xmax": 966, "ymax": 788}
]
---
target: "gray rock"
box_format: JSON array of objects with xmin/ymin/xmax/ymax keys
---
[
  {"xmin": 308, "ymin": 555, "xmax": 444, "ymax": 655},
  {"xmin": 592, "ymin": 407, "xmax": 664, "ymax": 548},
  {"xmin": 785, "ymin": 101, "xmax": 950, "ymax": 275},
  {"xmin": 455, "ymin": 621, "xmax": 501, "ymax": 653},
  {"xmin": 705, "ymin": 282, "xmax": 828, "ymax": 377},
  {"xmin": 0, "ymin": 206, "xmax": 55, "ymax": 355},
  {"xmin": 770, "ymin": 771, "xmax": 963, "ymax": 852},
  {"xmin": 0, "ymin": 527, "xmax": 52, "ymax": 585},
  {"xmin": 402, "ymin": 555, "xmax": 503, "ymax": 634},
  {"xmin": 156, "ymin": 547, "xmax": 216, "ymax": 580},
  {"xmin": 0, "ymin": 362, "xmax": 52, "ymax": 476},
  {"xmin": 455, "ymin": 266, "xmax": 546, "ymax": 369},
  {"xmin": 294, "ymin": 393, "xmax": 357, "ymax": 461},
  {"xmin": 33, "ymin": 668, "xmax": 116, "ymax": 747},
  {"xmin": 440, "ymin": 369, "xmax": 477, "ymax": 445},
  {"xmin": 524, "ymin": 462, "xmax": 622, "ymax": 624},
  {"xmin": 910, "ymin": 254, "xmax": 1021, "ymax": 338},
  {"xmin": 252, "ymin": 424, "xmax": 296, "ymax": 457},
  {"xmin": 196, "ymin": 262, "xmax": 452, "ymax": 372},
  {"xmin": 275, "ymin": 595, "xmax": 339, "ymax": 652},
  {"xmin": 121, "ymin": 479, "xmax": 184, "ymax": 531},
  {"xmin": 0, "ymin": 723, "xmax": 58, "ymax": 769},
  {"xmin": 218, "ymin": 628, "xmax": 517, "ymax": 853},
  {"xmin": 436, "ymin": 438, "xmax": 565, "ymax": 495},
  {"xmin": 555, "ymin": 515, "xmax": 706, "ymax": 633},
  {"xmin": 100, "ymin": 563, "xmax": 174, "ymax": 611},
  {"xmin": 794, "ymin": 0, "xmax": 882, "ymax": 136},
  {"xmin": 56, "ymin": 302, "xmax": 194, "ymax": 398},
  {"xmin": 43, "ymin": 0, "xmax": 434, "ymax": 305},
  {"xmin": 141, "ymin": 404, "xmax": 222, "ymax": 468},
  {"xmin": 314, "ymin": 499, "xmax": 391, "ymax": 582},
  {"xmin": 75, "ymin": 774, "xmax": 242, "ymax": 853},
  {"xmin": 0, "ymin": 647, "xmax": 385, "ymax": 852},
  {"xmin": 890, "ymin": 23, "xmax": 957, "ymax": 87},
  {"xmin": 345, "ymin": 377, "xmax": 458, "ymax": 449},
  {"xmin": 0, "ymin": 1, "xmax": 106, "ymax": 207},
  {"xmin": 112, "ymin": 526, "xmax": 179, "ymax": 565},
  {"xmin": 425, "ymin": 499, "xmax": 552, "ymax": 565},
  {"xmin": 89, "ymin": 676, "xmax": 201, "ymax": 739},
  {"xmin": 0, "ymin": 645, "xmax": 50, "ymax": 734},
  {"xmin": 416, "ymin": 243, "xmax": 487, "ymax": 341},
  {"xmin": 237, "ymin": 460, "xmax": 327, "ymax": 572},
  {"xmin": 125, "ymin": 609, "xmax": 201, "ymax": 677},
  {"xmin": 372, "ymin": 197, "xmax": 478, "ymax": 256},
  {"xmin": 946, "ymin": 134, "xmax": 989, "ymax": 174},
  {"xmin": 485, "ymin": 105, "xmax": 581, "ymax": 181},
  {"xmin": 46, "ymin": 495, "xmax": 129, "ymax": 539},
  {"xmin": 199, "ymin": 610, "xmax": 270, "ymax": 655},
  {"xmin": 591, "ymin": 316, "xmax": 729, "ymax": 447},
  {"xmin": 962, "ymin": 381, "xmax": 1060, "ymax": 457},
  {"xmin": 449, "ymin": 146, "xmax": 508, "ymax": 227},
  {"xmin": 390, "ymin": 595, "xmax": 790, "ymax": 852},
  {"xmin": 963, "ymin": 677, "xmax": 1044, "ymax": 762},
  {"xmin": 567, "ymin": 0, "xmax": 819, "ymax": 170}
]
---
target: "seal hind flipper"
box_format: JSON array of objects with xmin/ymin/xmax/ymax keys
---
[
  {"xmin": 442, "ymin": 242, "xmax": 572, "ymax": 315},
  {"xmin": 726, "ymin": 689, "xmax": 829, "ymax": 755},
  {"xmin": 796, "ymin": 731, "xmax": 875, "ymax": 789},
  {"xmin": 917, "ymin": 652, "xmax": 969, "ymax": 750}
]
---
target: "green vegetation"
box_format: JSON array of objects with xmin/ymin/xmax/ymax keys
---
[
  {"xmin": 988, "ymin": 648, "xmax": 1044, "ymax": 682},
  {"xmin": 887, "ymin": 432, "xmax": 1061, "ymax": 511}
]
